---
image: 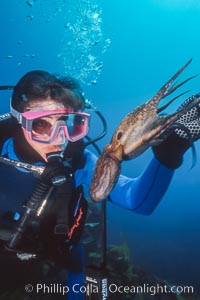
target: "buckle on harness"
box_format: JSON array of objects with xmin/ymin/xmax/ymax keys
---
[{"xmin": 54, "ymin": 224, "xmax": 69, "ymax": 235}]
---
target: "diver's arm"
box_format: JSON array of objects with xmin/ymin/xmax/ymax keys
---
[
  {"xmin": 123, "ymin": 93, "xmax": 200, "ymax": 214},
  {"xmin": 75, "ymin": 149, "xmax": 174, "ymax": 215},
  {"xmin": 109, "ymin": 156, "xmax": 174, "ymax": 215}
]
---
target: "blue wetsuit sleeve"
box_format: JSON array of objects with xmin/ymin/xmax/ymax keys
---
[
  {"xmin": 109, "ymin": 157, "xmax": 174, "ymax": 215},
  {"xmin": 75, "ymin": 150, "xmax": 175, "ymax": 215}
]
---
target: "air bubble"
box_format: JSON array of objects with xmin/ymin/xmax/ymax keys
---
[
  {"xmin": 26, "ymin": 0, "xmax": 37, "ymax": 7},
  {"xmin": 5, "ymin": 55, "xmax": 13, "ymax": 59},
  {"xmin": 27, "ymin": 15, "xmax": 34, "ymax": 21}
]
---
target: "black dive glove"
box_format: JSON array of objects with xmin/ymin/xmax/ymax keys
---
[{"xmin": 153, "ymin": 93, "xmax": 200, "ymax": 169}]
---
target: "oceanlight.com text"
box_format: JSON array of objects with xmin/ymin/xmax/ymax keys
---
[{"xmin": 108, "ymin": 283, "xmax": 194, "ymax": 296}]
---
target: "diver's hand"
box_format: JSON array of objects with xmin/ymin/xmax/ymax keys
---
[
  {"xmin": 174, "ymin": 93, "xmax": 200, "ymax": 141},
  {"xmin": 153, "ymin": 93, "xmax": 200, "ymax": 169}
]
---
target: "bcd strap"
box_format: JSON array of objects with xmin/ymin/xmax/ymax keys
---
[
  {"xmin": 37, "ymin": 185, "xmax": 88, "ymax": 261},
  {"xmin": 53, "ymin": 168, "xmax": 75, "ymax": 237},
  {"xmin": 67, "ymin": 185, "xmax": 88, "ymax": 247}
]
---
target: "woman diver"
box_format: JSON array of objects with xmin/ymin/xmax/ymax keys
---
[{"xmin": 0, "ymin": 70, "xmax": 200, "ymax": 299}]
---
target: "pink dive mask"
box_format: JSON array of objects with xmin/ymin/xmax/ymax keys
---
[{"xmin": 10, "ymin": 106, "xmax": 90, "ymax": 144}]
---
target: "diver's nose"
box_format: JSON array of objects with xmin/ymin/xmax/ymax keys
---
[{"xmin": 53, "ymin": 127, "xmax": 68, "ymax": 145}]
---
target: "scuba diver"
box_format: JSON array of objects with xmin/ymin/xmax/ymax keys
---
[{"xmin": 0, "ymin": 70, "xmax": 200, "ymax": 300}]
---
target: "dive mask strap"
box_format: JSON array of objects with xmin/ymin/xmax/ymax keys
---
[{"xmin": 10, "ymin": 106, "xmax": 22, "ymax": 123}]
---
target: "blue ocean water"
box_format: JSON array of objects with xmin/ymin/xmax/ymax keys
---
[{"xmin": 1, "ymin": 0, "xmax": 200, "ymax": 295}]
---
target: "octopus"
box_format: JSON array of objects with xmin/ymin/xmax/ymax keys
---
[{"xmin": 90, "ymin": 58, "xmax": 200, "ymax": 201}]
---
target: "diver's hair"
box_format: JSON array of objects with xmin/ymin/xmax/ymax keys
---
[{"xmin": 11, "ymin": 70, "xmax": 85, "ymax": 112}]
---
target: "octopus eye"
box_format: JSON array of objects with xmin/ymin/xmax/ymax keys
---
[{"xmin": 117, "ymin": 131, "xmax": 123, "ymax": 140}]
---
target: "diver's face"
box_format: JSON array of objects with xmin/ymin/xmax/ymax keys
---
[{"xmin": 22, "ymin": 98, "xmax": 73, "ymax": 161}]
